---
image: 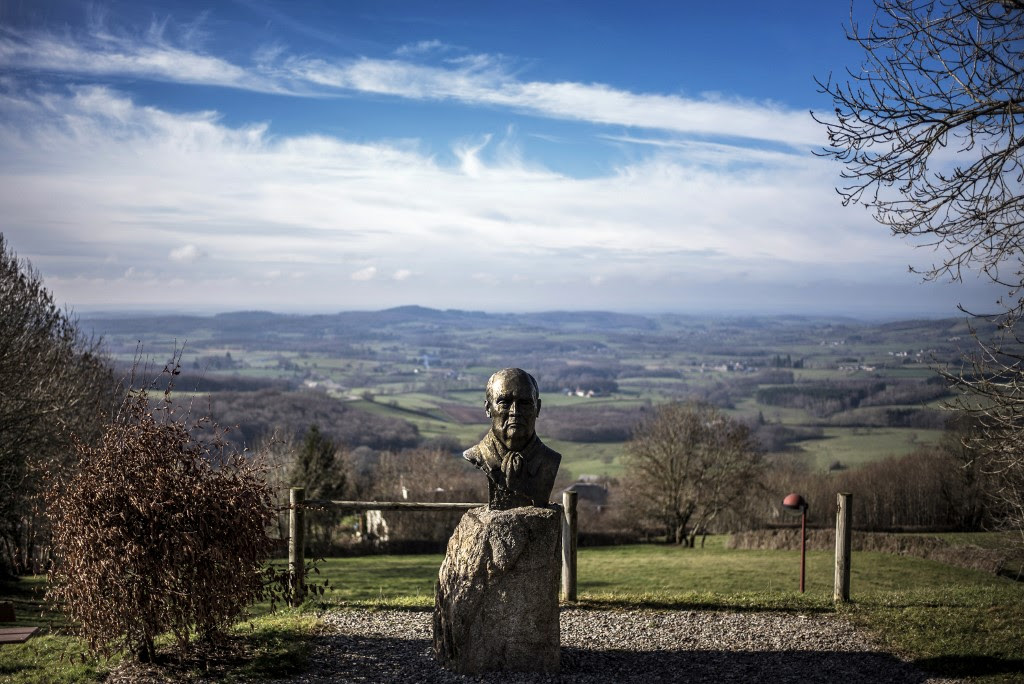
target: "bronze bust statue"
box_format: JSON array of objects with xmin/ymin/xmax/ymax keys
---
[{"xmin": 463, "ymin": 368, "xmax": 561, "ymax": 509}]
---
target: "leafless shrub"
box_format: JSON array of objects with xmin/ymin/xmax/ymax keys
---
[{"xmin": 44, "ymin": 365, "xmax": 279, "ymax": 663}]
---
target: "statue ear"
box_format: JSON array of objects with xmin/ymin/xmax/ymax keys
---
[
  {"xmin": 536, "ymin": 398, "xmax": 542, "ymax": 416},
  {"xmin": 484, "ymin": 400, "xmax": 491, "ymax": 417}
]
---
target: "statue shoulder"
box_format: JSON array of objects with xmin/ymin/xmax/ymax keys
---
[
  {"xmin": 533, "ymin": 438, "xmax": 561, "ymax": 463},
  {"xmin": 463, "ymin": 444, "xmax": 482, "ymax": 465}
]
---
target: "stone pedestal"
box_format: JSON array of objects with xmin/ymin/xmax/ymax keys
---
[{"xmin": 433, "ymin": 506, "xmax": 561, "ymax": 674}]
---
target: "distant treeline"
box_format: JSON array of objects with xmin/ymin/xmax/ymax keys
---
[
  {"xmin": 179, "ymin": 389, "xmax": 420, "ymax": 451},
  {"xmin": 115, "ymin": 364, "xmax": 292, "ymax": 393},
  {"xmin": 535, "ymin": 363, "xmax": 620, "ymax": 394},
  {"xmin": 537, "ymin": 404, "xmax": 828, "ymax": 451},
  {"xmin": 538, "ymin": 405, "xmax": 646, "ymax": 442},
  {"xmin": 756, "ymin": 377, "xmax": 949, "ymax": 418}
]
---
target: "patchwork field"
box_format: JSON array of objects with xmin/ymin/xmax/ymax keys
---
[{"xmin": 79, "ymin": 308, "xmax": 1000, "ymax": 481}]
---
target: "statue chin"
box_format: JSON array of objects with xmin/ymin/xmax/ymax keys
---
[{"xmin": 500, "ymin": 428, "xmax": 531, "ymax": 450}]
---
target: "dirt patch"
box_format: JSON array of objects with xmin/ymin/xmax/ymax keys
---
[{"xmin": 439, "ymin": 404, "xmax": 487, "ymax": 424}]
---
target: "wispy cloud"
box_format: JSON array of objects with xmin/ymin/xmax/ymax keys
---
[
  {"xmin": 0, "ymin": 26, "xmax": 282, "ymax": 93},
  {"xmin": 394, "ymin": 39, "xmax": 452, "ymax": 57},
  {"xmin": 0, "ymin": 26, "xmax": 817, "ymax": 146}
]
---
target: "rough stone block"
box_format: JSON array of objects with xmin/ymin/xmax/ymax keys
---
[{"xmin": 433, "ymin": 505, "xmax": 561, "ymax": 674}]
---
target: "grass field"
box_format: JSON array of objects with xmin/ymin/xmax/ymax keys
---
[
  {"xmin": 300, "ymin": 536, "xmax": 1017, "ymax": 604},
  {"xmin": 3, "ymin": 540, "xmax": 1021, "ymax": 682},
  {"xmin": 798, "ymin": 427, "xmax": 944, "ymax": 471}
]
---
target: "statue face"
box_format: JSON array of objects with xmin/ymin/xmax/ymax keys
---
[{"xmin": 486, "ymin": 372, "xmax": 541, "ymax": 450}]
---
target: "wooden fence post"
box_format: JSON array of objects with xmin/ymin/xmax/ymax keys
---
[
  {"xmin": 561, "ymin": 490, "xmax": 578, "ymax": 602},
  {"xmin": 834, "ymin": 492, "xmax": 852, "ymax": 603},
  {"xmin": 289, "ymin": 487, "xmax": 305, "ymax": 606}
]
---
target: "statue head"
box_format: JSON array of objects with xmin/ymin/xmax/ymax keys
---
[{"xmin": 484, "ymin": 368, "xmax": 541, "ymax": 451}]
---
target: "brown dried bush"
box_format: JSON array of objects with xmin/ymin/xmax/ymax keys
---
[{"xmin": 44, "ymin": 374, "xmax": 278, "ymax": 662}]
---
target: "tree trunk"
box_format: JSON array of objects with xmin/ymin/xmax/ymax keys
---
[{"xmin": 137, "ymin": 635, "xmax": 156, "ymax": 663}]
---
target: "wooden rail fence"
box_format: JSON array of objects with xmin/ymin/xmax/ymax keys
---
[{"xmin": 286, "ymin": 487, "xmax": 578, "ymax": 605}]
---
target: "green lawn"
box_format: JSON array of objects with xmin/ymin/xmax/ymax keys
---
[
  {"xmin": 301, "ymin": 539, "xmax": 1014, "ymax": 603},
  {"xmin": 575, "ymin": 539, "xmax": 1010, "ymax": 596},
  {"xmin": 3, "ymin": 540, "xmax": 1022, "ymax": 682},
  {"xmin": 546, "ymin": 439, "xmax": 625, "ymax": 479}
]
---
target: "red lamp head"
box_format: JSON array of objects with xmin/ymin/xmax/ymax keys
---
[{"xmin": 782, "ymin": 493, "xmax": 808, "ymax": 512}]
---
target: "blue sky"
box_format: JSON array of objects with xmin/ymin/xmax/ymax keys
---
[{"xmin": 0, "ymin": 1, "xmax": 1004, "ymax": 316}]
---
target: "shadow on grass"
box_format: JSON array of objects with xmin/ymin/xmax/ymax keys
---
[
  {"xmin": 334, "ymin": 599, "xmax": 435, "ymax": 613},
  {"xmin": 996, "ymin": 564, "xmax": 1024, "ymax": 582},
  {"xmin": 914, "ymin": 655, "xmax": 1024, "ymax": 679},
  {"xmin": 107, "ymin": 629, "xmax": 312, "ymax": 682},
  {"xmin": 569, "ymin": 596, "xmax": 835, "ymax": 614},
  {"xmin": 310, "ymin": 632, "xmax": 933, "ymax": 683},
  {"xmin": 0, "ymin": 576, "xmax": 62, "ymax": 630},
  {"xmin": 334, "ymin": 594, "xmax": 837, "ymax": 615}
]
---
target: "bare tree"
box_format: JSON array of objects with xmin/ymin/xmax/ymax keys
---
[
  {"xmin": 946, "ymin": 344, "xmax": 1024, "ymax": 543},
  {"xmin": 254, "ymin": 429, "xmax": 300, "ymax": 543},
  {"xmin": 816, "ymin": 0, "xmax": 1024, "ymax": 302},
  {"xmin": 816, "ymin": 0, "xmax": 1024, "ymax": 544},
  {"xmin": 0, "ymin": 233, "xmax": 116, "ymax": 575},
  {"xmin": 369, "ymin": 448, "xmax": 486, "ymax": 550},
  {"xmin": 623, "ymin": 402, "xmax": 762, "ymax": 546}
]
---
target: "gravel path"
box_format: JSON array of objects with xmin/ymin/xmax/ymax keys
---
[{"xmin": 284, "ymin": 608, "xmax": 961, "ymax": 683}]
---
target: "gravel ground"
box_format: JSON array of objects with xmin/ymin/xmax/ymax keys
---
[{"xmin": 283, "ymin": 608, "xmax": 962, "ymax": 684}]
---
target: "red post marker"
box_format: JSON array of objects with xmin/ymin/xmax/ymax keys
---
[{"xmin": 782, "ymin": 493, "xmax": 809, "ymax": 593}]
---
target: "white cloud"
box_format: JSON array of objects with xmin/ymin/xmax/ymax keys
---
[
  {"xmin": 169, "ymin": 244, "xmax": 205, "ymax": 262},
  {"xmin": 454, "ymin": 135, "xmax": 492, "ymax": 177},
  {"xmin": 351, "ymin": 266, "xmax": 377, "ymax": 281},
  {"xmin": 0, "ymin": 84, "xmax": 999, "ymax": 315}
]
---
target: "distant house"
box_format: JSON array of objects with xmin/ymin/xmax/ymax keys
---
[
  {"xmin": 563, "ymin": 481, "xmax": 609, "ymax": 510},
  {"xmin": 358, "ymin": 509, "xmax": 389, "ymax": 544}
]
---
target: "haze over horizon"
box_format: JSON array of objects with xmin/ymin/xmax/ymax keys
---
[
  {"xmin": 0, "ymin": 1, "xmax": 1008, "ymax": 318},
  {"xmin": 74, "ymin": 303, "xmax": 970, "ymax": 325}
]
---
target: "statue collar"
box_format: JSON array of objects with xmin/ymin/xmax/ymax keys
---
[{"xmin": 481, "ymin": 432, "xmax": 544, "ymax": 475}]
